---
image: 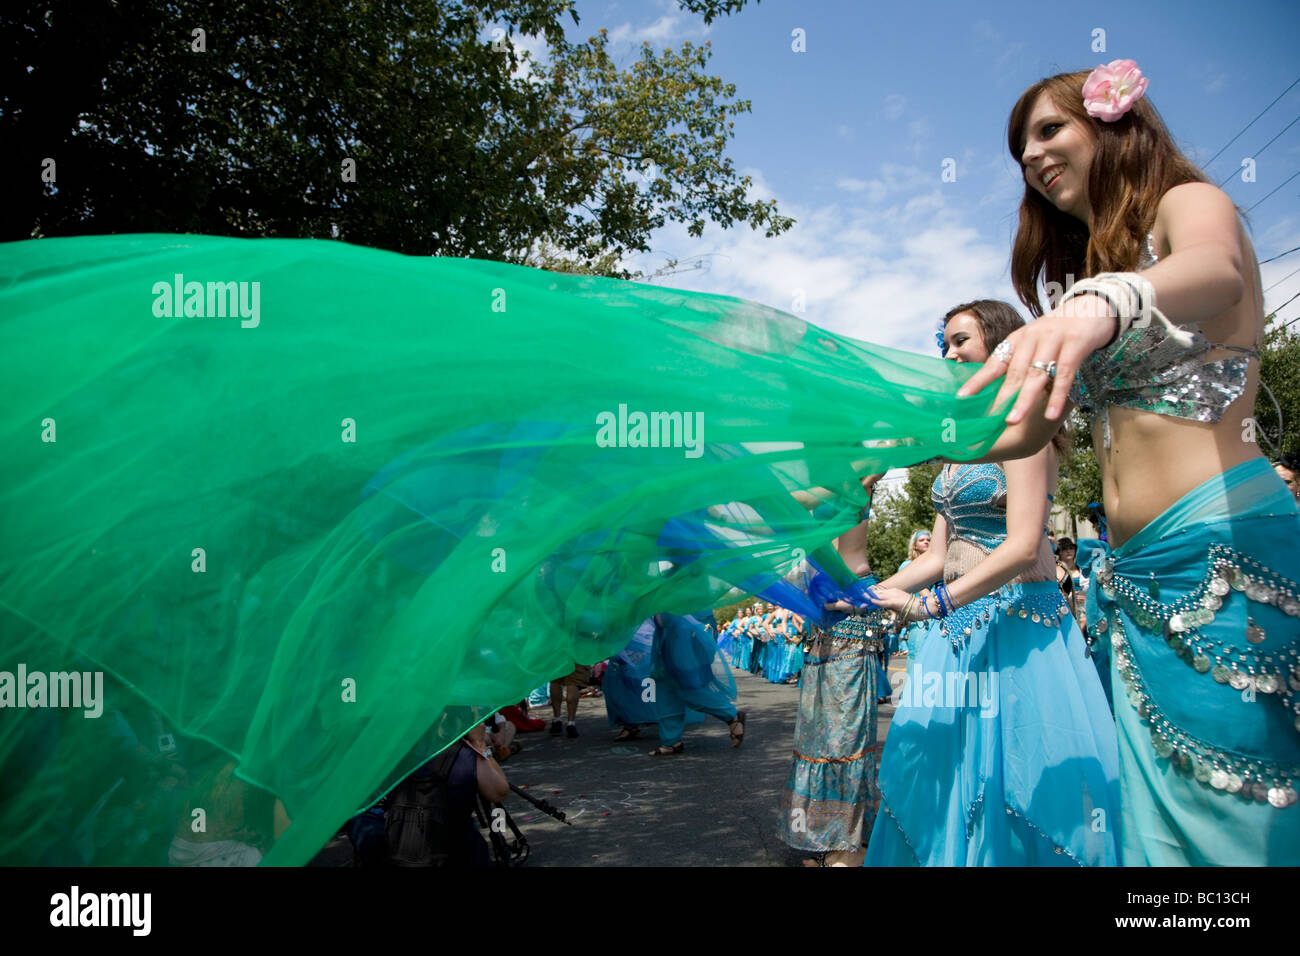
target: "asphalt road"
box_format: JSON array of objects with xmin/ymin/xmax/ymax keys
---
[{"xmin": 495, "ymin": 657, "xmax": 905, "ymax": 867}]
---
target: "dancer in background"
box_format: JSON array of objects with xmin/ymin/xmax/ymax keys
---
[
  {"xmin": 748, "ymin": 604, "xmax": 768, "ymax": 677},
  {"xmin": 780, "ymin": 610, "xmax": 807, "ymax": 686},
  {"xmin": 896, "ymin": 530, "xmax": 937, "ymax": 658},
  {"xmin": 730, "ymin": 607, "xmax": 754, "ymax": 672},
  {"xmin": 716, "ymin": 616, "xmax": 736, "ymax": 663},
  {"xmin": 646, "ymin": 612, "xmax": 746, "ymax": 757},
  {"xmin": 960, "ymin": 61, "xmax": 1300, "ymax": 864},
  {"xmin": 778, "ymin": 474, "xmax": 889, "ymax": 867},
  {"xmin": 862, "ymin": 300, "xmax": 1119, "ymax": 866},
  {"xmin": 604, "ymin": 613, "xmax": 743, "ymax": 752},
  {"xmin": 763, "ymin": 604, "xmax": 796, "ymax": 684}
]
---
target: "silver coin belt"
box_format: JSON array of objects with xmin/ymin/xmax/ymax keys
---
[
  {"xmin": 1088, "ymin": 545, "xmax": 1300, "ymax": 809},
  {"xmin": 941, "ymin": 585, "xmax": 1073, "ymax": 655},
  {"xmin": 807, "ymin": 612, "xmax": 890, "ymax": 652}
]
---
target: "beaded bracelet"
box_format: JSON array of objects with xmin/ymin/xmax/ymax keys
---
[
  {"xmin": 945, "ymin": 582, "xmax": 958, "ymax": 616},
  {"xmin": 935, "ymin": 582, "xmax": 954, "ymax": 618},
  {"xmin": 1060, "ymin": 272, "xmax": 1158, "ymax": 347}
]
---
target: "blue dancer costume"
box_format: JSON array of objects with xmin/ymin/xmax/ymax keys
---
[
  {"xmin": 716, "ymin": 620, "xmax": 735, "ymax": 662},
  {"xmin": 897, "ymin": 555, "xmax": 940, "ymax": 660},
  {"xmin": 1072, "ymin": 237, "xmax": 1300, "ymax": 865},
  {"xmin": 649, "ymin": 612, "xmax": 738, "ymax": 746},
  {"xmin": 781, "ymin": 617, "xmax": 805, "ymax": 683},
  {"xmin": 763, "ymin": 614, "xmax": 797, "ymax": 683},
  {"xmin": 751, "ymin": 614, "xmax": 769, "ymax": 676},
  {"xmin": 865, "ymin": 464, "xmax": 1120, "ymax": 866},
  {"xmin": 731, "ymin": 615, "xmax": 753, "ymax": 671}
]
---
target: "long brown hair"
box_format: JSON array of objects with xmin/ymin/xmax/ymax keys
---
[
  {"xmin": 1006, "ymin": 71, "xmax": 1211, "ymax": 316},
  {"xmin": 944, "ymin": 299, "xmax": 1071, "ymax": 457}
]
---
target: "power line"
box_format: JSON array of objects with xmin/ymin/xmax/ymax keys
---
[
  {"xmin": 1247, "ymin": 168, "xmax": 1300, "ymax": 213},
  {"xmin": 1265, "ymin": 263, "xmax": 1300, "ymax": 294},
  {"xmin": 1216, "ymin": 114, "xmax": 1300, "ymax": 187},
  {"xmin": 1261, "ymin": 244, "xmax": 1300, "ymax": 264},
  {"xmin": 1274, "ymin": 289, "xmax": 1300, "ymax": 325},
  {"xmin": 1202, "ymin": 75, "xmax": 1300, "ymax": 169}
]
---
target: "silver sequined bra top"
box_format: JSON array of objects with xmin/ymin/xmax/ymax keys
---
[{"xmin": 1070, "ymin": 234, "xmax": 1259, "ymax": 446}]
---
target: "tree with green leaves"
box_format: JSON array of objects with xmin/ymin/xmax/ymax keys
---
[
  {"xmin": 866, "ymin": 465, "xmax": 940, "ymax": 579},
  {"xmin": 1053, "ymin": 412, "xmax": 1103, "ymax": 534},
  {"xmin": 1253, "ymin": 313, "xmax": 1300, "ymax": 456},
  {"xmin": 2, "ymin": 0, "xmax": 786, "ymax": 272}
]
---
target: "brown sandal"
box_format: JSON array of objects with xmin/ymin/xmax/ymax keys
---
[
  {"xmin": 648, "ymin": 742, "xmax": 684, "ymax": 756},
  {"xmin": 729, "ymin": 710, "xmax": 746, "ymax": 748}
]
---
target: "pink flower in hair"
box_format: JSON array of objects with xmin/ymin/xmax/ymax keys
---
[{"xmin": 1082, "ymin": 59, "xmax": 1148, "ymax": 121}]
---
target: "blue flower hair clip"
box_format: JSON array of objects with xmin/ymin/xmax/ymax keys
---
[{"xmin": 935, "ymin": 326, "xmax": 947, "ymax": 356}]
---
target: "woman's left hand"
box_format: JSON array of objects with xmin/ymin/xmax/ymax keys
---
[
  {"xmin": 823, "ymin": 599, "xmax": 874, "ymax": 614},
  {"xmin": 955, "ymin": 293, "xmax": 1118, "ymax": 424},
  {"xmin": 859, "ymin": 585, "xmax": 910, "ymax": 613}
]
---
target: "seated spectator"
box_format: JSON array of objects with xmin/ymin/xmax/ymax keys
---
[{"xmin": 384, "ymin": 723, "xmax": 507, "ymax": 867}]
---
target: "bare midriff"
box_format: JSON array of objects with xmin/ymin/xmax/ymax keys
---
[{"xmin": 1097, "ymin": 223, "xmax": 1267, "ymax": 548}]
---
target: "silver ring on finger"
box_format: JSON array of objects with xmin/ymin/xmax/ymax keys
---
[
  {"xmin": 992, "ymin": 340, "xmax": 1014, "ymax": 363},
  {"xmin": 1030, "ymin": 360, "xmax": 1057, "ymax": 379}
]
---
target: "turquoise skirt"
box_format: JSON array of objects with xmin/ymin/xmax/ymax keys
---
[
  {"xmin": 865, "ymin": 581, "xmax": 1120, "ymax": 866},
  {"xmin": 1083, "ymin": 457, "xmax": 1300, "ymax": 865}
]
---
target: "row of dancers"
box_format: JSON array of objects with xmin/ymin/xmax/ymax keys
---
[{"xmin": 720, "ymin": 605, "xmax": 808, "ymax": 685}]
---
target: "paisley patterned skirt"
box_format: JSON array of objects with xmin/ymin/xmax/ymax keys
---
[{"xmin": 777, "ymin": 619, "xmax": 883, "ymax": 852}]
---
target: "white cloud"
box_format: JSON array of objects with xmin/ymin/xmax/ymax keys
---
[
  {"xmin": 625, "ymin": 163, "xmax": 1020, "ymax": 354},
  {"xmin": 972, "ymin": 19, "xmax": 1026, "ymax": 76},
  {"xmin": 1203, "ymin": 62, "xmax": 1228, "ymax": 94},
  {"xmin": 507, "ymin": 31, "xmax": 549, "ymax": 82},
  {"xmin": 607, "ymin": 8, "xmax": 707, "ymax": 49},
  {"xmin": 883, "ymin": 94, "xmax": 906, "ymax": 120}
]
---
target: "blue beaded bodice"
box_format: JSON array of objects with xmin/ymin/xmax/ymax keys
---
[
  {"xmin": 1070, "ymin": 234, "xmax": 1258, "ymax": 445},
  {"xmin": 931, "ymin": 463, "xmax": 1009, "ymax": 553}
]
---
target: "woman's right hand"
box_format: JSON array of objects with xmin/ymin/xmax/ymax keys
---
[{"xmin": 956, "ymin": 293, "xmax": 1117, "ymax": 423}]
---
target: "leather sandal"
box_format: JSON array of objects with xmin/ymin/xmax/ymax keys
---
[{"xmin": 729, "ymin": 710, "xmax": 746, "ymax": 748}]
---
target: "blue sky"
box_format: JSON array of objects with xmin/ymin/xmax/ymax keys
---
[{"xmin": 511, "ymin": 0, "xmax": 1300, "ymax": 353}]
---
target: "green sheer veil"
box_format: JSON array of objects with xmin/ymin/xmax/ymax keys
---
[{"xmin": 0, "ymin": 234, "xmax": 1005, "ymax": 864}]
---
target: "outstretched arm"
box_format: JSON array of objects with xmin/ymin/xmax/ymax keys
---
[{"xmin": 957, "ymin": 182, "xmax": 1249, "ymax": 431}]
